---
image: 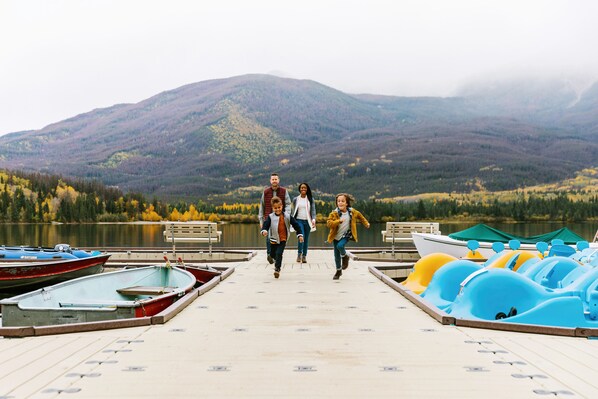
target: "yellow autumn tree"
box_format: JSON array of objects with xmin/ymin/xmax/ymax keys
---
[
  {"xmin": 55, "ymin": 180, "xmax": 79, "ymax": 202},
  {"xmin": 180, "ymin": 204, "xmax": 201, "ymax": 221},
  {"xmin": 40, "ymin": 196, "xmax": 55, "ymax": 222},
  {"xmin": 168, "ymin": 208, "xmax": 182, "ymax": 221},
  {"xmin": 141, "ymin": 204, "xmax": 162, "ymax": 221},
  {"xmin": 208, "ymin": 213, "xmax": 220, "ymax": 222}
]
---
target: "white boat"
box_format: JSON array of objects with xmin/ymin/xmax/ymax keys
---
[
  {"xmin": 413, "ymin": 232, "xmax": 515, "ymax": 258},
  {"xmin": 412, "ymin": 232, "xmax": 597, "ymax": 258}
]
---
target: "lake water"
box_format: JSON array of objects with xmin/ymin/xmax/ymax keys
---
[{"xmin": 1, "ymin": 222, "xmax": 596, "ymax": 249}]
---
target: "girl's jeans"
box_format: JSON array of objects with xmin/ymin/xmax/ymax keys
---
[
  {"xmin": 297, "ymin": 219, "xmax": 311, "ymax": 257},
  {"xmin": 333, "ymin": 237, "xmax": 350, "ymax": 270}
]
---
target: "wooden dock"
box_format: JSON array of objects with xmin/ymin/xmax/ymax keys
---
[{"xmin": 1, "ymin": 249, "xmax": 597, "ymax": 398}]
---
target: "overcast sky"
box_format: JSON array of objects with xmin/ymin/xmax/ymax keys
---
[{"xmin": 1, "ymin": 0, "xmax": 597, "ymax": 136}]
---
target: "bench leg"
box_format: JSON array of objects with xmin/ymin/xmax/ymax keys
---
[{"xmin": 170, "ymin": 224, "xmax": 176, "ymax": 258}]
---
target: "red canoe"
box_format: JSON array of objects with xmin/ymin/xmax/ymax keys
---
[{"xmin": 0, "ymin": 254, "xmax": 110, "ymax": 291}]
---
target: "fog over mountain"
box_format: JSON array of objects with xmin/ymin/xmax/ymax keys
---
[{"xmin": 2, "ymin": 1, "xmax": 597, "ymax": 136}]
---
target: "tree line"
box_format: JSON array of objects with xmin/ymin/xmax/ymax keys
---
[{"xmin": 1, "ymin": 169, "xmax": 596, "ymax": 223}]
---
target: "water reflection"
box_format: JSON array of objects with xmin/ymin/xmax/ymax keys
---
[{"xmin": 0, "ymin": 222, "xmax": 596, "ymax": 249}]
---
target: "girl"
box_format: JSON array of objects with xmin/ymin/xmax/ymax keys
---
[
  {"xmin": 326, "ymin": 193, "xmax": 370, "ymax": 280},
  {"xmin": 291, "ymin": 182, "xmax": 316, "ymax": 263}
]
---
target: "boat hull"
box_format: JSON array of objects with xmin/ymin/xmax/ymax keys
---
[
  {"xmin": 178, "ymin": 264, "xmax": 221, "ymax": 284},
  {"xmin": 0, "ymin": 265, "xmax": 196, "ymax": 327},
  {"xmin": 0, "ymin": 254, "xmax": 110, "ymax": 291}
]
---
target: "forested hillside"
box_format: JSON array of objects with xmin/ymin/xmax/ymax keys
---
[
  {"xmin": 0, "ymin": 74, "xmax": 596, "ymax": 202},
  {"xmin": 1, "ymin": 169, "xmax": 596, "ymax": 223}
]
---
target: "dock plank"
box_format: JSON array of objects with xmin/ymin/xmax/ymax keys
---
[
  {"xmin": 492, "ymin": 335, "xmax": 598, "ymax": 397},
  {"xmin": 1, "ymin": 250, "xmax": 597, "ymax": 398},
  {"xmin": 0, "ymin": 335, "xmax": 120, "ymax": 397}
]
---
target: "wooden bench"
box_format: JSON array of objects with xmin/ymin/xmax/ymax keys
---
[
  {"xmin": 381, "ymin": 222, "xmax": 441, "ymax": 254},
  {"xmin": 163, "ymin": 222, "xmax": 222, "ymax": 255}
]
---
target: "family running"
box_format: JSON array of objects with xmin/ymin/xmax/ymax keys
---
[{"xmin": 258, "ymin": 173, "xmax": 370, "ymax": 280}]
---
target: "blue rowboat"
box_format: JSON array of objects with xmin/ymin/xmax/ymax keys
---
[{"xmin": 0, "ymin": 244, "xmax": 101, "ymax": 261}]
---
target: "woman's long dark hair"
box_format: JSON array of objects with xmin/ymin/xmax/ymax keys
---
[{"xmin": 298, "ymin": 182, "xmax": 313, "ymax": 203}]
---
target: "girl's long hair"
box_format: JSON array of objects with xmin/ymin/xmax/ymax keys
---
[
  {"xmin": 335, "ymin": 193, "xmax": 354, "ymax": 207},
  {"xmin": 298, "ymin": 182, "xmax": 313, "ymax": 203}
]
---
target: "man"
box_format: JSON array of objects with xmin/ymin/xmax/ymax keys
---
[{"xmin": 258, "ymin": 173, "xmax": 292, "ymax": 263}]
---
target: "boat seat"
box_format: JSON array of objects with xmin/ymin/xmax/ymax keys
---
[
  {"xmin": 117, "ymin": 286, "xmax": 176, "ymax": 296},
  {"xmin": 59, "ymin": 299, "xmax": 134, "ymax": 308},
  {"xmin": 571, "ymin": 248, "xmax": 598, "ymax": 264},
  {"xmin": 547, "ymin": 244, "xmax": 576, "ymax": 258}
]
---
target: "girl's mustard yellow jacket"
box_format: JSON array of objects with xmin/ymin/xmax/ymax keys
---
[{"xmin": 326, "ymin": 207, "xmax": 370, "ymax": 243}]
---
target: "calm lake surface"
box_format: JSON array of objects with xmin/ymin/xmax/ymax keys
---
[{"xmin": 1, "ymin": 222, "xmax": 596, "ymax": 249}]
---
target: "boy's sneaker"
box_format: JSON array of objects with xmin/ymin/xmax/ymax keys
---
[
  {"xmin": 296, "ymin": 255, "xmax": 302, "ymax": 263},
  {"xmin": 267, "ymin": 255, "xmax": 274, "ymax": 264},
  {"xmin": 274, "ymin": 269, "xmax": 280, "ymax": 279},
  {"xmin": 342, "ymin": 254, "xmax": 350, "ymax": 270},
  {"xmin": 301, "ymin": 255, "xmax": 307, "ymax": 263},
  {"xmin": 333, "ymin": 270, "xmax": 342, "ymax": 280}
]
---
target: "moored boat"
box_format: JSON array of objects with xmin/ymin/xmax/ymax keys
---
[
  {"xmin": 0, "ymin": 244, "xmax": 101, "ymax": 261},
  {"xmin": 0, "ymin": 253, "xmax": 110, "ymax": 291},
  {"xmin": 174, "ymin": 257, "xmax": 221, "ymax": 284},
  {"xmin": 0, "ymin": 265, "xmax": 196, "ymax": 327},
  {"xmin": 412, "ymin": 224, "xmax": 594, "ymax": 258}
]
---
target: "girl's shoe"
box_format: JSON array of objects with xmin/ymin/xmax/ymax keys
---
[
  {"xmin": 342, "ymin": 255, "xmax": 349, "ymax": 270},
  {"xmin": 296, "ymin": 255, "xmax": 302, "ymax": 263},
  {"xmin": 333, "ymin": 270, "xmax": 342, "ymax": 280},
  {"xmin": 301, "ymin": 255, "xmax": 307, "ymax": 263}
]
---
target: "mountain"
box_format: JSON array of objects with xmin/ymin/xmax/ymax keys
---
[{"xmin": 0, "ymin": 74, "xmax": 596, "ymax": 202}]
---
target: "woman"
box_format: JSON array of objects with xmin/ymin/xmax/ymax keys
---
[{"xmin": 291, "ymin": 182, "xmax": 316, "ymax": 263}]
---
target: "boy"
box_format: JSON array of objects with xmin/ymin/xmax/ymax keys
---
[{"xmin": 261, "ymin": 196, "xmax": 304, "ymax": 278}]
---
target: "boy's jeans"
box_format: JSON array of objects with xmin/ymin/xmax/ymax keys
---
[
  {"xmin": 333, "ymin": 237, "xmax": 350, "ymax": 270},
  {"xmin": 270, "ymin": 241, "xmax": 287, "ymax": 270}
]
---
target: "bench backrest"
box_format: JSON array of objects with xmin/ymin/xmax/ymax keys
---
[
  {"xmin": 163, "ymin": 222, "xmax": 221, "ymax": 242},
  {"xmin": 385, "ymin": 222, "xmax": 440, "ymax": 236}
]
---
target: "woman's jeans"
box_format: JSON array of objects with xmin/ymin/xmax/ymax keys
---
[
  {"xmin": 333, "ymin": 237, "xmax": 350, "ymax": 270},
  {"xmin": 297, "ymin": 219, "xmax": 311, "ymax": 256}
]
